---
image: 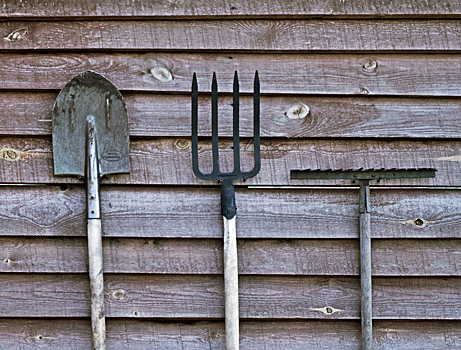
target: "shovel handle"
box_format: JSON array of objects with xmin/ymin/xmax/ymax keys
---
[
  {"xmin": 87, "ymin": 116, "xmax": 106, "ymax": 350},
  {"xmin": 223, "ymin": 216, "xmax": 239, "ymax": 350},
  {"xmin": 88, "ymin": 218, "xmax": 106, "ymax": 350}
]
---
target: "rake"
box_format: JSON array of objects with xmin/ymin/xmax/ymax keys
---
[
  {"xmin": 192, "ymin": 71, "xmax": 261, "ymax": 350},
  {"xmin": 290, "ymin": 168, "xmax": 436, "ymax": 350}
]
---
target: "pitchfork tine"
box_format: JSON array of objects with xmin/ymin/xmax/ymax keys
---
[
  {"xmin": 191, "ymin": 72, "xmax": 204, "ymax": 178},
  {"xmin": 233, "ymin": 71, "xmax": 241, "ymax": 173},
  {"xmin": 241, "ymin": 70, "xmax": 261, "ymax": 178},
  {"xmin": 253, "ymin": 70, "xmax": 261, "ymax": 175},
  {"xmin": 212, "ymin": 72, "xmax": 220, "ymax": 175}
]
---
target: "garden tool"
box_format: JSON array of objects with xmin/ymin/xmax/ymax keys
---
[
  {"xmin": 290, "ymin": 168, "xmax": 436, "ymax": 350},
  {"xmin": 53, "ymin": 70, "xmax": 130, "ymax": 350},
  {"xmin": 192, "ymin": 71, "xmax": 261, "ymax": 350}
]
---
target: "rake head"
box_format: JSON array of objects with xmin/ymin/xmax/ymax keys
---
[{"xmin": 191, "ymin": 71, "xmax": 261, "ymax": 182}]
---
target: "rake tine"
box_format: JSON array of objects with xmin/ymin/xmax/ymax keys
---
[
  {"xmin": 233, "ymin": 71, "xmax": 241, "ymax": 173},
  {"xmin": 191, "ymin": 73, "xmax": 203, "ymax": 178},
  {"xmin": 212, "ymin": 72, "xmax": 220, "ymax": 175}
]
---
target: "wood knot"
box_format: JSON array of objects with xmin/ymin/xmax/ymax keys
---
[
  {"xmin": 414, "ymin": 218, "xmax": 424, "ymax": 226},
  {"xmin": 5, "ymin": 28, "xmax": 28, "ymax": 42},
  {"xmin": 175, "ymin": 139, "xmax": 191, "ymax": 150},
  {"xmin": 1, "ymin": 148, "xmax": 47, "ymax": 161},
  {"xmin": 310, "ymin": 306, "xmax": 342, "ymax": 315},
  {"xmin": 286, "ymin": 104, "xmax": 309, "ymax": 119},
  {"xmin": 151, "ymin": 67, "xmax": 173, "ymax": 82},
  {"xmin": 362, "ymin": 59, "xmax": 378, "ymax": 73},
  {"xmin": 112, "ymin": 289, "xmax": 126, "ymax": 300},
  {"xmin": 133, "ymin": 310, "xmax": 140, "ymax": 316},
  {"xmin": 1, "ymin": 148, "xmax": 20, "ymax": 161},
  {"xmin": 6, "ymin": 150, "xmax": 17, "ymax": 159},
  {"xmin": 412, "ymin": 218, "xmax": 430, "ymax": 228}
]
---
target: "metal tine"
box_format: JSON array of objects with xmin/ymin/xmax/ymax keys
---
[
  {"xmin": 191, "ymin": 72, "xmax": 204, "ymax": 178},
  {"xmin": 192, "ymin": 71, "xmax": 260, "ymax": 180},
  {"xmin": 233, "ymin": 71, "xmax": 241, "ymax": 174},
  {"xmin": 241, "ymin": 70, "xmax": 261, "ymax": 178},
  {"xmin": 211, "ymin": 72, "xmax": 220, "ymax": 176}
]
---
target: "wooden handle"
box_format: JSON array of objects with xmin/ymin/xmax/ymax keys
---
[
  {"xmin": 88, "ymin": 218, "xmax": 106, "ymax": 350},
  {"xmin": 223, "ymin": 216, "xmax": 239, "ymax": 350},
  {"xmin": 360, "ymin": 212, "xmax": 372, "ymax": 350}
]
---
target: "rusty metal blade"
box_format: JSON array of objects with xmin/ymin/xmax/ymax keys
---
[{"xmin": 52, "ymin": 70, "xmax": 130, "ymax": 177}]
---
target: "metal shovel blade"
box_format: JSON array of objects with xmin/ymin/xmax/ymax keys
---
[{"xmin": 52, "ymin": 70, "xmax": 130, "ymax": 176}]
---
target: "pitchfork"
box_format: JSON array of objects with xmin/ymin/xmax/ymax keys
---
[{"xmin": 192, "ymin": 71, "xmax": 261, "ymax": 350}]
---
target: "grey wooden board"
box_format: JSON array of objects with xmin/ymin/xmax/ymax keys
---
[
  {"xmin": 1, "ymin": 0, "xmax": 461, "ymax": 18},
  {"xmin": 3, "ymin": 92, "xmax": 461, "ymax": 139},
  {"xmin": 5, "ymin": 20, "xmax": 461, "ymax": 51},
  {"xmin": 4, "ymin": 53, "xmax": 461, "ymax": 96},
  {"xmin": 0, "ymin": 274, "xmax": 460, "ymax": 319},
  {"xmin": 2, "ymin": 236, "xmax": 460, "ymax": 276},
  {"xmin": 3, "ymin": 319, "xmax": 461, "ymax": 350},
  {"xmin": 0, "ymin": 137, "xmax": 460, "ymax": 186},
  {"xmin": 1, "ymin": 319, "xmax": 460, "ymax": 350},
  {"xmin": 0, "ymin": 186, "xmax": 460, "ymax": 239}
]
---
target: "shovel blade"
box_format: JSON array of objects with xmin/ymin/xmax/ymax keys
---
[{"xmin": 53, "ymin": 71, "xmax": 130, "ymax": 177}]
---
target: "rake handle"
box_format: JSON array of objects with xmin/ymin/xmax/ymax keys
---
[{"xmin": 359, "ymin": 181, "xmax": 372, "ymax": 350}]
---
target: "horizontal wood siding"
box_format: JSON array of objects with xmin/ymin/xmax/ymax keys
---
[
  {"xmin": 2, "ymin": 236, "xmax": 460, "ymax": 276},
  {"xmin": 2, "ymin": 319, "xmax": 460, "ymax": 350},
  {"xmin": 1, "ymin": 2, "xmax": 460, "ymax": 349},
  {"xmin": 1, "ymin": 138, "xmax": 460, "ymax": 186},
  {"xmin": 5, "ymin": 20, "xmax": 461, "ymax": 51},
  {"xmin": 3, "ymin": 53, "xmax": 461, "ymax": 96},
  {"xmin": 2, "ymin": 0, "xmax": 461, "ymax": 18},
  {"xmin": 0, "ymin": 187, "xmax": 460, "ymax": 239},
  {"xmin": 2, "ymin": 92, "xmax": 461, "ymax": 139},
  {"xmin": 1, "ymin": 273, "xmax": 460, "ymax": 319}
]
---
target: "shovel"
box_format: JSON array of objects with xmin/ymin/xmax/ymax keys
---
[{"xmin": 52, "ymin": 70, "xmax": 130, "ymax": 350}]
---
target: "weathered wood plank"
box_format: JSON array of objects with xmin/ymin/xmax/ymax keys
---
[
  {"xmin": 2, "ymin": 0, "xmax": 461, "ymax": 18},
  {"xmin": 1, "ymin": 187, "xmax": 460, "ymax": 239},
  {"xmin": 2, "ymin": 53, "xmax": 461, "ymax": 96},
  {"xmin": 0, "ymin": 274, "xmax": 460, "ymax": 319},
  {"xmin": 3, "ymin": 92, "xmax": 461, "ymax": 139},
  {"xmin": 2, "ymin": 237, "xmax": 460, "ymax": 276},
  {"xmin": 1, "ymin": 319, "xmax": 460, "ymax": 350},
  {"xmin": 0, "ymin": 137, "xmax": 459, "ymax": 186},
  {"xmin": 4, "ymin": 20, "xmax": 461, "ymax": 51}
]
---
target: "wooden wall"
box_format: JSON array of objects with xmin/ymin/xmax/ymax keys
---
[{"xmin": 1, "ymin": 1, "xmax": 461, "ymax": 349}]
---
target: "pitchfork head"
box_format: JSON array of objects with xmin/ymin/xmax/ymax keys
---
[{"xmin": 191, "ymin": 71, "xmax": 261, "ymax": 181}]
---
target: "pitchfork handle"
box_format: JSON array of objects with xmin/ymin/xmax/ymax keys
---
[
  {"xmin": 223, "ymin": 216, "xmax": 239, "ymax": 350},
  {"xmin": 221, "ymin": 178, "xmax": 239, "ymax": 349}
]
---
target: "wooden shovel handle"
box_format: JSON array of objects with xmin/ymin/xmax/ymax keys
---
[{"xmin": 88, "ymin": 218, "xmax": 106, "ymax": 350}]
